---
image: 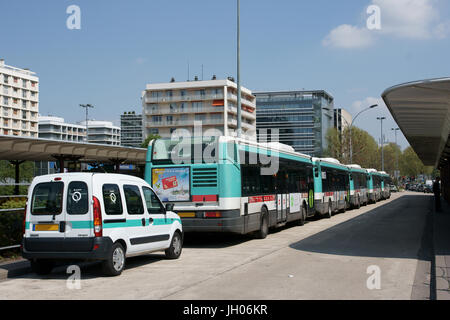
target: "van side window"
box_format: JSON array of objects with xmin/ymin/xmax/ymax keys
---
[
  {"xmin": 123, "ymin": 185, "xmax": 144, "ymax": 215},
  {"xmin": 67, "ymin": 181, "xmax": 88, "ymax": 215},
  {"xmin": 142, "ymin": 186, "xmax": 165, "ymax": 214},
  {"xmin": 102, "ymin": 184, "xmax": 123, "ymax": 215},
  {"xmin": 31, "ymin": 182, "xmax": 64, "ymax": 215}
]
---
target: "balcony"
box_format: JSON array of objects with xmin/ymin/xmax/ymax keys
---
[
  {"xmin": 144, "ymin": 106, "xmax": 224, "ymax": 116},
  {"xmin": 144, "ymin": 93, "xmax": 225, "ymax": 104}
]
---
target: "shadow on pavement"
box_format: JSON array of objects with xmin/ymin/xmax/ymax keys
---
[{"xmin": 289, "ymin": 194, "xmax": 433, "ymax": 260}]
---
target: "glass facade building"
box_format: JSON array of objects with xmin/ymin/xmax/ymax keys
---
[{"xmin": 255, "ymin": 90, "xmax": 334, "ymax": 156}]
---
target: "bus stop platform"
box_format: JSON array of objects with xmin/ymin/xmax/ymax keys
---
[{"xmin": 433, "ymin": 197, "xmax": 450, "ymax": 299}]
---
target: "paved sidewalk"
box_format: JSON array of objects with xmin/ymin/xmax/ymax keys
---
[{"xmin": 433, "ymin": 195, "xmax": 450, "ymax": 299}]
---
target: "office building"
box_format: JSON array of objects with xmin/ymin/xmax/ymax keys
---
[
  {"xmin": 79, "ymin": 120, "xmax": 121, "ymax": 145},
  {"xmin": 334, "ymin": 108, "xmax": 353, "ymax": 134},
  {"xmin": 142, "ymin": 78, "xmax": 257, "ymax": 139},
  {"xmin": 121, "ymin": 111, "xmax": 143, "ymax": 147},
  {"xmin": 0, "ymin": 59, "xmax": 39, "ymax": 137},
  {"xmin": 255, "ymin": 90, "xmax": 334, "ymax": 156},
  {"xmin": 38, "ymin": 115, "xmax": 86, "ymax": 142}
]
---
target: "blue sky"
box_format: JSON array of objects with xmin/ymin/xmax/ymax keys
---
[{"xmin": 1, "ymin": 0, "xmax": 449, "ymax": 150}]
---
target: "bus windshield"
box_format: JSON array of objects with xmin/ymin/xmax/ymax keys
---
[{"xmin": 151, "ymin": 137, "xmax": 218, "ymax": 164}]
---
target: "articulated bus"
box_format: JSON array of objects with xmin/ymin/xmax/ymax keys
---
[
  {"xmin": 144, "ymin": 136, "xmax": 315, "ymax": 238},
  {"xmin": 144, "ymin": 136, "xmax": 393, "ymax": 237},
  {"xmin": 347, "ymin": 165, "xmax": 369, "ymax": 208},
  {"xmin": 312, "ymin": 158, "xmax": 350, "ymax": 218}
]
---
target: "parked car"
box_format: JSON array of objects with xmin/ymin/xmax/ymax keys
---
[
  {"xmin": 22, "ymin": 173, "xmax": 183, "ymax": 276},
  {"xmin": 424, "ymin": 185, "xmax": 433, "ymax": 193},
  {"xmin": 389, "ymin": 184, "xmax": 399, "ymax": 193}
]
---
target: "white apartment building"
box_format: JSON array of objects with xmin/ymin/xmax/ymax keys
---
[
  {"xmin": 38, "ymin": 116, "xmax": 86, "ymax": 142},
  {"xmin": 142, "ymin": 78, "xmax": 257, "ymax": 139},
  {"xmin": 79, "ymin": 120, "xmax": 121, "ymax": 145},
  {"xmin": 0, "ymin": 59, "xmax": 39, "ymax": 137}
]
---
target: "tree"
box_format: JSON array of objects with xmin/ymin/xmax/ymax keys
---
[
  {"xmin": 141, "ymin": 134, "xmax": 161, "ymax": 148},
  {"xmin": 399, "ymin": 146, "xmax": 434, "ymax": 178},
  {"xmin": 324, "ymin": 126, "xmax": 379, "ymax": 169}
]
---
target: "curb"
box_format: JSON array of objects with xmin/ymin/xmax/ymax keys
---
[{"xmin": 0, "ymin": 260, "xmax": 31, "ymax": 282}]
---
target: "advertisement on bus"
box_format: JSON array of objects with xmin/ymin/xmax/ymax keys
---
[{"xmin": 152, "ymin": 167, "xmax": 190, "ymax": 201}]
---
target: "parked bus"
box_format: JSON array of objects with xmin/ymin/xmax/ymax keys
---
[
  {"xmin": 312, "ymin": 158, "xmax": 350, "ymax": 218},
  {"xmin": 144, "ymin": 136, "xmax": 315, "ymax": 238},
  {"xmin": 347, "ymin": 164, "xmax": 369, "ymax": 208},
  {"xmin": 367, "ymin": 169, "xmax": 382, "ymax": 203},
  {"xmin": 378, "ymin": 171, "xmax": 392, "ymax": 200}
]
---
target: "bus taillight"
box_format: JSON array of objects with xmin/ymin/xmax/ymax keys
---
[{"xmin": 205, "ymin": 211, "xmax": 221, "ymax": 218}]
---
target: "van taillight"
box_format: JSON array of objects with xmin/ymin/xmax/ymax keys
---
[
  {"xmin": 93, "ymin": 196, "xmax": 103, "ymax": 237},
  {"xmin": 22, "ymin": 203, "xmax": 27, "ymax": 235}
]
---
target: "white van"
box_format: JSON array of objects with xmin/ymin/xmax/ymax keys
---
[{"xmin": 22, "ymin": 173, "xmax": 183, "ymax": 276}]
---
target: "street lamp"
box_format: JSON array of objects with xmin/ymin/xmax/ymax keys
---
[
  {"xmin": 377, "ymin": 116, "xmax": 386, "ymax": 171},
  {"xmin": 392, "ymin": 127, "xmax": 400, "ymax": 178},
  {"xmin": 347, "ymin": 104, "xmax": 378, "ymax": 164},
  {"xmin": 80, "ymin": 104, "xmax": 94, "ymax": 142}
]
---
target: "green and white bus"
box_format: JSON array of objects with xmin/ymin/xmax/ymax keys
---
[
  {"xmin": 367, "ymin": 169, "xmax": 383, "ymax": 203},
  {"xmin": 347, "ymin": 164, "xmax": 369, "ymax": 208},
  {"xmin": 144, "ymin": 136, "xmax": 315, "ymax": 238},
  {"xmin": 312, "ymin": 158, "xmax": 350, "ymax": 218}
]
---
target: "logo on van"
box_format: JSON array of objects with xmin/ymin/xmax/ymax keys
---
[
  {"xmin": 72, "ymin": 191, "xmax": 82, "ymax": 203},
  {"xmin": 109, "ymin": 193, "xmax": 117, "ymax": 204}
]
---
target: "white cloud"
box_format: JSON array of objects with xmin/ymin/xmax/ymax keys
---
[
  {"xmin": 373, "ymin": 0, "xmax": 440, "ymax": 39},
  {"xmin": 323, "ymin": 24, "xmax": 375, "ymax": 49},
  {"xmin": 323, "ymin": 0, "xmax": 449, "ymax": 49}
]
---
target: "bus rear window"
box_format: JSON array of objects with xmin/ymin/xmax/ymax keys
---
[
  {"xmin": 31, "ymin": 182, "xmax": 64, "ymax": 215},
  {"xmin": 152, "ymin": 137, "xmax": 217, "ymax": 164}
]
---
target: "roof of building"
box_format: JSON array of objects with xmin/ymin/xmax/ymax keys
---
[{"xmin": 382, "ymin": 77, "xmax": 450, "ymax": 168}]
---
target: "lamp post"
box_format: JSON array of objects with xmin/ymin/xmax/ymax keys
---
[
  {"xmin": 377, "ymin": 116, "xmax": 386, "ymax": 171},
  {"xmin": 80, "ymin": 104, "xmax": 94, "ymax": 142},
  {"xmin": 343, "ymin": 105, "xmax": 378, "ymax": 164},
  {"xmin": 392, "ymin": 127, "xmax": 400, "ymax": 178}
]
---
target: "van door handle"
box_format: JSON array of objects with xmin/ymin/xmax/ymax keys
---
[
  {"xmin": 141, "ymin": 218, "xmax": 146, "ymax": 226},
  {"xmin": 149, "ymin": 218, "xmax": 154, "ymax": 225}
]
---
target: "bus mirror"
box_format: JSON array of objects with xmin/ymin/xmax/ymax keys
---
[{"xmin": 165, "ymin": 203, "xmax": 174, "ymax": 212}]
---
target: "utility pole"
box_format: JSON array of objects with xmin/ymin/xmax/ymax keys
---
[
  {"xmin": 236, "ymin": 0, "xmax": 242, "ymax": 138},
  {"xmin": 377, "ymin": 116, "xmax": 386, "ymax": 171},
  {"xmin": 80, "ymin": 104, "xmax": 94, "ymax": 142}
]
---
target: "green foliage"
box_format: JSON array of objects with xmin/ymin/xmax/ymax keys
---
[
  {"xmin": 141, "ymin": 134, "xmax": 162, "ymax": 148},
  {"xmin": 0, "ymin": 199, "xmax": 27, "ymax": 209},
  {"xmin": 0, "ymin": 211, "xmax": 24, "ymax": 247}
]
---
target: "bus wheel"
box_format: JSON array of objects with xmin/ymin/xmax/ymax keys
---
[
  {"xmin": 255, "ymin": 207, "xmax": 269, "ymax": 239},
  {"xmin": 296, "ymin": 206, "xmax": 306, "ymax": 226},
  {"xmin": 326, "ymin": 201, "xmax": 332, "ymax": 219},
  {"xmin": 340, "ymin": 199, "xmax": 347, "ymax": 213}
]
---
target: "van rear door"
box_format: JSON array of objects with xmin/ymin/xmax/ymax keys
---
[
  {"xmin": 64, "ymin": 177, "xmax": 93, "ymax": 238},
  {"xmin": 28, "ymin": 178, "xmax": 66, "ymax": 239}
]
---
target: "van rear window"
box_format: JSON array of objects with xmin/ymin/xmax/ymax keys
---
[
  {"xmin": 102, "ymin": 184, "xmax": 123, "ymax": 215},
  {"xmin": 31, "ymin": 182, "xmax": 64, "ymax": 215},
  {"xmin": 67, "ymin": 181, "xmax": 89, "ymax": 215}
]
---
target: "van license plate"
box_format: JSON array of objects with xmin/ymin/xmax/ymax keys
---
[{"xmin": 34, "ymin": 224, "xmax": 59, "ymax": 231}]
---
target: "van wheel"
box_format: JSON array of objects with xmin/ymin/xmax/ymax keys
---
[
  {"xmin": 102, "ymin": 242, "xmax": 126, "ymax": 276},
  {"xmin": 255, "ymin": 207, "xmax": 269, "ymax": 239},
  {"xmin": 30, "ymin": 259, "xmax": 54, "ymax": 275},
  {"xmin": 165, "ymin": 231, "xmax": 183, "ymax": 259}
]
